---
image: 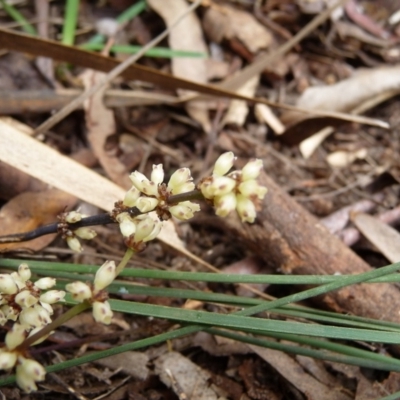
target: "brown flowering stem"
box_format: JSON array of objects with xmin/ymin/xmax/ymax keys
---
[
  {"xmin": 116, "ymin": 248, "xmax": 134, "ymax": 276},
  {"xmin": 18, "ymin": 302, "xmax": 91, "ymax": 350},
  {"xmin": 0, "ymin": 191, "xmax": 206, "ymax": 244},
  {"xmin": 167, "ymin": 189, "xmax": 205, "ymax": 205}
]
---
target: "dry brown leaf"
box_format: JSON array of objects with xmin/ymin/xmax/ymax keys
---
[
  {"xmin": 0, "ymin": 119, "xmax": 124, "ymax": 211},
  {"xmin": 203, "ymin": 4, "xmax": 273, "ymax": 53},
  {"xmin": 282, "ymin": 65, "xmax": 400, "ymax": 126},
  {"xmin": 81, "ymin": 69, "xmax": 131, "ymax": 189},
  {"xmin": 148, "ymin": 0, "xmax": 211, "ymax": 133},
  {"xmin": 0, "ymin": 189, "xmax": 77, "ymax": 252},
  {"xmin": 352, "ymin": 213, "xmax": 400, "ymax": 263},
  {"xmin": 154, "ymin": 351, "xmax": 220, "ymax": 400},
  {"xmin": 282, "ymin": 65, "xmax": 400, "ymax": 151}
]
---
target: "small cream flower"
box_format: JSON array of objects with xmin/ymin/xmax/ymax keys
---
[
  {"xmin": 0, "ymin": 324, "xmax": 47, "ymax": 392},
  {"xmin": 16, "ymin": 357, "xmax": 46, "ymax": 393},
  {"xmin": 124, "ymin": 215, "xmax": 163, "ymax": 251},
  {"xmin": 65, "ymin": 260, "xmax": 116, "ymax": 325},
  {"xmin": 92, "ymin": 301, "xmax": 113, "ymax": 324},
  {"xmin": 63, "ymin": 211, "xmax": 97, "ymax": 252},
  {"xmin": 127, "ymin": 164, "xmax": 199, "ymax": 221},
  {"xmin": 199, "ymin": 153, "xmax": 267, "ymax": 223},
  {"xmin": 66, "ymin": 236, "xmax": 83, "ymax": 253},
  {"xmin": 0, "ymin": 265, "xmax": 64, "ymax": 328}
]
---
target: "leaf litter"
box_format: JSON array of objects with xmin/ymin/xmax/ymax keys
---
[{"xmin": 1, "ymin": 0, "xmax": 400, "ymax": 398}]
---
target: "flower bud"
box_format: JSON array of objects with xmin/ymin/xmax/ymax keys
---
[
  {"xmin": 135, "ymin": 197, "xmax": 159, "ymax": 213},
  {"xmin": 67, "ymin": 236, "xmax": 83, "ymax": 253},
  {"xmin": 40, "ymin": 301, "xmax": 54, "ymax": 315},
  {"xmin": 92, "ymin": 301, "xmax": 113, "ymax": 324},
  {"xmin": 34, "ymin": 277, "xmax": 56, "ymax": 290},
  {"xmin": 210, "ymin": 176, "xmax": 236, "ymax": 197},
  {"xmin": 239, "ymin": 179, "xmax": 268, "ymax": 200},
  {"xmin": 40, "ymin": 290, "xmax": 66, "ymax": 304},
  {"xmin": 119, "ymin": 219, "xmax": 136, "ymax": 237},
  {"xmin": 151, "ymin": 164, "xmax": 164, "ymax": 185},
  {"xmin": 168, "ymin": 168, "xmax": 192, "ymax": 190},
  {"xmin": 144, "ymin": 220, "xmax": 162, "ymax": 243},
  {"xmin": 199, "ymin": 180, "xmax": 214, "ymax": 199},
  {"xmin": 135, "ymin": 217, "xmax": 156, "ymax": 242},
  {"xmin": 1, "ymin": 305, "xmax": 18, "ymax": 321},
  {"xmin": 15, "ymin": 290, "xmax": 38, "ymax": 309},
  {"xmin": 65, "ymin": 211, "xmax": 83, "ymax": 223},
  {"xmin": 6, "ymin": 323, "xmax": 26, "ymax": 350},
  {"xmin": 170, "ymin": 201, "xmax": 200, "ymax": 220},
  {"xmin": 19, "ymin": 305, "xmax": 51, "ymax": 329},
  {"xmin": 10, "ymin": 272, "xmax": 26, "ymax": 290},
  {"xmin": 94, "ymin": 261, "xmax": 116, "ymax": 292},
  {"xmin": 214, "ymin": 193, "xmax": 237, "ymax": 217},
  {"xmin": 236, "ymin": 194, "xmax": 257, "ymax": 223},
  {"xmin": 123, "ymin": 186, "xmax": 141, "ymax": 207},
  {"xmin": 117, "ymin": 212, "xmax": 136, "ymax": 237},
  {"xmin": 74, "ymin": 227, "xmax": 97, "ymax": 240},
  {"xmin": 141, "ymin": 180, "xmax": 159, "ymax": 197},
  {"xmin": 18, "ymin": 264, "xmax": 31, "ymax": 282},
  {"xmin": 0, "ymin": 351, "xmax": 17, "ymax": 369},
  {"xmin": 65, "ymin": 281, "xmax": 92, "ymax": 302},
  {"xmin": 213, "ymin": 152, "xmax": 235, "ymax": 176},
  {"xmin": 241, "ymin": 159, "xmax": 263, "ymax": 181},
  {"xmin": 0, "ymin": 274, "xmax": 18, "ymax": 295},
  {"xmin": 16, "ymin": 358, "xmax": 46, "ymax": 393},
  {"xmin": 16, "ymin": 370, "xmax": 37, "ymax": 393},
  {"xmin": 171, "ymin": 181, "xmax": 195, "ymax": 195},
  {"xmin": 129, "ymin": 171, "xmax": 148, "ymax": 192}
]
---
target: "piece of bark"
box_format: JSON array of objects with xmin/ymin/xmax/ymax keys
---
[{"xmin": 221, "ymin": 172, "xmax": 400, "ymax": 322}]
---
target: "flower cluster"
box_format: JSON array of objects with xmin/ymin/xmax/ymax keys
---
[
  {"xmin": 129, "ymin": 165, "xmax": 199, "ymax": 220},
  {"xmin": 65, "ymin": 260, "xmax": 116, "ymax": 325},
  {"xmin": 0, "ymin": 264, "xmax": 65, "ymax": 329},
  {"xmin": 0, "ymin": 324, "xmax": 46, "ymax": 392},
  {"xmin": 62, "ymin": 211, "xmax": 97, "ymax": 253},
  {"xmin": 114, "ymin": 165, "xmax": 201, "ymax": 250},
  {"xmin": 198, "ymin": 152, "xmax": 267, "ymax": 223},
  {"xmin": 0, "ymin": 264, "xmax": 65, "ymax": 392}
]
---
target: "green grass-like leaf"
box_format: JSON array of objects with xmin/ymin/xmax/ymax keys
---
[
  {"xmin": 87, "ymin": 0, "xmax": 146, "ymax": 45},
  {"xmin": 0, "ymin": 0, "xmax": 36, "ymax": 35},
  {"xmin": 62, "ymin": 0, "xmax": 79, "ymax": 45},
  {"xmin": 1, "ymin": 257, "xmax": 400, "ymax": 389}
]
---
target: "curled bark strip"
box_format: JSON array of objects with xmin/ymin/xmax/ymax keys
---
[{"xmin": 221, "ymin": 172, "xmax": 400, "ymax": 322}]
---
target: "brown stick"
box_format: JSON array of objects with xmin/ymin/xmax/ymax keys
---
[{"xmin": 222, "ymin": 172, "xmax": 400, "ymax": 322}]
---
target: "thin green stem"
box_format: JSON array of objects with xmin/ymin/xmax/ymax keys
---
[
  {"xmin": 0, "ymin": 0, "xmax": 36, "ymax": 35},
  {"xmin": 19, "ymin": 302, "xmax": 90, "ymax": 349},
  {"xmin": 116, "ymin": 248, "xmax": 134, "ymax": 276},
  {"xmin": 62, "ymin": 0, "xmax": 79, "ymax": 45}
]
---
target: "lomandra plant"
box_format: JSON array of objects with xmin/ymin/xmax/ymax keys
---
[{"xmin": 0, "ymin": 152, "xmax": 267, "ymax": 392}]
